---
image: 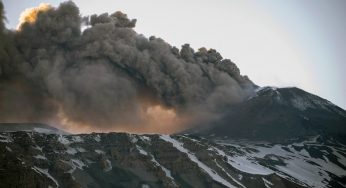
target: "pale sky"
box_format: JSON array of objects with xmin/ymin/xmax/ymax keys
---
[{"xmin": 3, "ymin": 0, "xmax": 346, "ymax": 109}]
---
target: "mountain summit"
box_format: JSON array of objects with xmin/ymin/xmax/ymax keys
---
[{"xmin": 186, "ymin": 86, "xmax": 346, "ymax": 142}]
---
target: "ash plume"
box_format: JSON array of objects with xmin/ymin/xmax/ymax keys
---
[{"xmin": 0, "ymin": 1, "xmax": 256, "ymax": 133}]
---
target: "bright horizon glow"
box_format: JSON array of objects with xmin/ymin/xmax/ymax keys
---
[{"xmin": 3, "ymin": 0, "xmax": 346, "ymax": 109}]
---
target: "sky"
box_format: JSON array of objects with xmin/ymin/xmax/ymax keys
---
[{"xmin": 2, "ymin": 0, "xmax": 346, "ymax": 109}]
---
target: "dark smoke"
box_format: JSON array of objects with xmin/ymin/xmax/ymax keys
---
[{"xmin": 0, "ymin": 1, "xmax": 256, "ymax": 133}]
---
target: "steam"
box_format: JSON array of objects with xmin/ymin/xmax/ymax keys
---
[{"xmin": 0, "ymin": 1, "xmax": 256, "ymax": 133}]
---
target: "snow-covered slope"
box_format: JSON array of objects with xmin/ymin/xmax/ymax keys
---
[
  {"xmin": 1, "ymin": 130, "xmax": 345, "ymax": 188},
  {"xmin": 254, "ymin": 87, "xmax": 346, "ymax": 116},
  {"xmin": 214, "ymin": 136, "xmax": 346, "ymax": 188},
  {"xmin": 0, "ymin": 123, "xmax": 68, "ymax": 134}
]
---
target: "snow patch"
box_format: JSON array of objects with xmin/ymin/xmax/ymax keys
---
[
  {"xmin": 95, "ymin": 149, "xmax": 105, "ymax": 154},
  {"xmin": 136, "ymin": 145, "xmax": 148, "ymax": 156},
  {"xmin": 214, "ymin": 159, "xmax": 246, "ymax": 188},
  {"xmin": 32, "ymin": 166, "xmax": 59, "ymax": 187},
  {"xmin": 150, "ymin": 154, "xmax": 176, "ymax": 186},
  {"xmin": 212, "ymin": 146, "xmax": 273, "ymax": 175},
  {"xmin": 33, "ymin": 128, "xmax": 55, "ymax": 134},
  {"xmin": 103, "ymin": 159, "xmax": 112, "ymax": 172},
  {"xmin": 216, "ymin": 138, "xmax": 346, "ymax": 188},
  {"xmin": 58, "ymin": 135, "xmax": 70, "ymax": 145},
  {"xmin": 94, "ymin": 135, "xmax": 101, "ymax": 142},
  {"xmin": 160, "ymin": 135, "xmax": 236, "ymax": 188},
  {"xmin": 141, "ymin": 136, "xmax": 151, "ymax": 142},
  {"xmin": 76, "ymin": 147, "xmax": 86, "ymax": 152},
  {"xmin": 66, "ymin": 147, "xmax": 78, "ymax": 155},
  {"xmin": 0, "ymin": 134, "xmax": 13, "ymax": 143},
  {"xmin": 5, "ymin": 146, "xmax": 12, "ymax": 152},
  {"xmin": 141, "ymin": 184, "xmax": 150, "ymax": 188},
  {"xmin": 72, "ymin": 136, "xmax": 83, "ymax": 143},
  {"xmin": 71, "ymin": 159, "xmax": 86, "ymax": 169},
  {"xmin": 262, "ymin": 178, "xmax": 273, "ymax": 188},
  {"xmin": 63, "ymin": 159, "xmax": 87, "ymax": 174},
  {"xmin": 129, "ymin": 134, "xmax": 138, "ymax": 143},
  {"xmin": 34, "ymin": 155, "xmax": 47, "ymax": 160},
  {"xmin": 32, "ymin": 145, "xmax": 43, "ymax": 151}
]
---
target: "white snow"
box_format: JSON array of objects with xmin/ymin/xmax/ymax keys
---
[
  {"xmin": 136, "ymin": 145, "xmax": 148, "ymax": 156},
  {"xmin": 32, "ymin": 145, "xmax": 43, "ymax": 151},
  {"xmin": 256, "ymin": 86, "xmax": 278, "ymax": 93},
  {"xmin": 0, "ymin": 134, "xmax": 13, "ymax": 143},
  {"xmin": 58, "ymin": 135, "xmax": 82, "ymax": 144},
  {"xmin": 288, "ymin": 91, "xmax": 341, "ymax": 113},
  {"xmin": 66, "ymin": 147, "xmax": 78, "ymax": 155},
  {"xmin": 129, "ymin": 134, "xmax": 138, "ymax": 143},
  {"xmin": 141, "ymin": 136, "xmax": 151, "ymax": 142},
  {"xmin": 141, "ymin": 184, "xmax": 150, "ymax": 188},
  {"xmin": 63, "ymin": 159, "xmax": 87, "ymax": 174},
  {"xmin": 212, "ymin": 146, "xmax": 273, "ymax": 175},
  {"xmin": 135, "ymin": 143, "xmax": 176, "ymax": 185},
  {"xmin": 72, "ymin": 136, "xmax": 83, "ymax": 143},
  {"xmin": 329, "ymin": 147, "xmax": 346, "ymax": 165},
  {"xmin": 59, "ymin": 135, "xmax": 85, "ymax": 154},
  {"xmin": 58, "ymin": 135, "xmax": 70, "ymax": 145},
  {"xmin": 94, "ymin": 135, "xmax": 101, "ymax": 142},
  {"xmin": 32, "ymin": 166, "xmax": 59, "ymax": 187},
  {"xmin": 262, "ymin": 178, "xmax": 273, "ymax": 188},
  {"xmin": 216, "ymin": 138, "xmax": 346, "ymax": 188},
  {"xmin": 76, "ymin": 147, "xmax": 86, "ymax": 152},
  {"xmin": 33, "ymin": 128, "xmax": 55, "ymax": 134},
  {"xmin": 150, "ymin": 154, "xmax": 176, "ymax": 184},
  {"xmin": 252, "ymin": 87, "xmax": 282, "ymax": 102},
  {"xmin": 181, "ymin": 135, "xmax": 204, "ymax": 146},
  {"xmin": 71, "ymin": 159, "xmax": 86, "ymax": 169},
  {"xmin": 85, "ymin": 159, "xmax": 95, "ymax": 164},
  {"xmin": 5, "ymin": 146, "xmax": 12, "ymax": 152},
  {"xmin": 95, "ymin": 149, "xmax": 105, "ymax": 154},
  {"xmin": 160, "ymin": 135, "xmax": 236, "ymax": 188},
  {"xmin": 103, "ymin": 159, "xmax": 112, "ymax": 172},
  {"xmin": 34, "ymin": 155, "xmax": 47, "ymax": 160},
  {"xmin": 228, "ymin": 156, "xmax": 273, "ymax": 175},
  {"xmin": 214, "ymin": 159, "xmax": 246, "ymax": 188}
]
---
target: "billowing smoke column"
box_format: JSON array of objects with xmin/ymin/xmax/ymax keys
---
[{"xmin": 0, "ymin": 1, "xmax": 256, "ymax": 133}]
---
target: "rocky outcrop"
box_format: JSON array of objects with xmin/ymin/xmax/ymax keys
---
[{"xmin": 0, "ymin": 131, "xmax": 345, "ymax": 188}]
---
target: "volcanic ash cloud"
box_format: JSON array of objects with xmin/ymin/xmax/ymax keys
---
[{"xmin": 0, "ymin": 1, "xmax": 256, "ymax": 133}]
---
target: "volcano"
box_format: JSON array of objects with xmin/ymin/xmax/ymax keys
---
[{"xmin": 186, "ymin": 86, "xmax": 346, "ymax": 142}]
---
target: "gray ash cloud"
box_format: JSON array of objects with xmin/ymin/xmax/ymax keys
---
[{"xmin": 0, "ymin": 1, "xmax": 256, "ymax": 132}]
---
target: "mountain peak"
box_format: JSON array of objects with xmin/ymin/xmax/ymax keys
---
[
  {"xmin": 251, "ymin": 86, "xmax": 345, "ymax": 115},
  {"xmin": 187, "ymin": 87, "xmax": 346, "ymax": 142}
]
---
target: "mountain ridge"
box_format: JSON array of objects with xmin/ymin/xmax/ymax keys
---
[
  {"xmin": 185, "ymin": 86, "xmax": 346, "ymax": 143},
  {"xmin": 1, "ymin": 130, "xmax": 345, "ymax": 188}
]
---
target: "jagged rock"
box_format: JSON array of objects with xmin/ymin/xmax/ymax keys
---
[{"xmin": 0, "ymin": 130, "xmax": 345, "ymax": 188}]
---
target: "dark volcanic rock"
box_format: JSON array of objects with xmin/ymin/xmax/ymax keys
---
[
  {"xmin": 186, "ymin": 87, "xmax": 346, "ymax": 143},
  {"xmin": 0, "ymin": 129, "xmax": 345, "ymax": 188}
]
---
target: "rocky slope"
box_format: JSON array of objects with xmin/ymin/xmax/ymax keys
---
[
  {"xmin": 1, "ymin": 130, "xmax": 345, "ymax": 188},
  {"xmin": 186, "ymin": 87, "xmax": 346, "ymax": 142},
  {"xmin": 0, "ymin": 123, "xmax": 67, "ymax": 134}
]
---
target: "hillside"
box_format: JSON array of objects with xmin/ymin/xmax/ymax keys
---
[
  {"xmin": 1, "ymin": 130, "xmax": 345, "ymax": 188},
  {"xmin": 186, "ymin": 87, "xmax": 346, "ymax": 142}
]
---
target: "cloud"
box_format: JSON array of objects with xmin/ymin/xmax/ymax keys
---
[
  {"xmin": 0, "ymin": 1, "xmax": 256, "ymax": 133},
  {"xmin": 17, "ymin": 3, "xmax": 52, "ymax": 30}
]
